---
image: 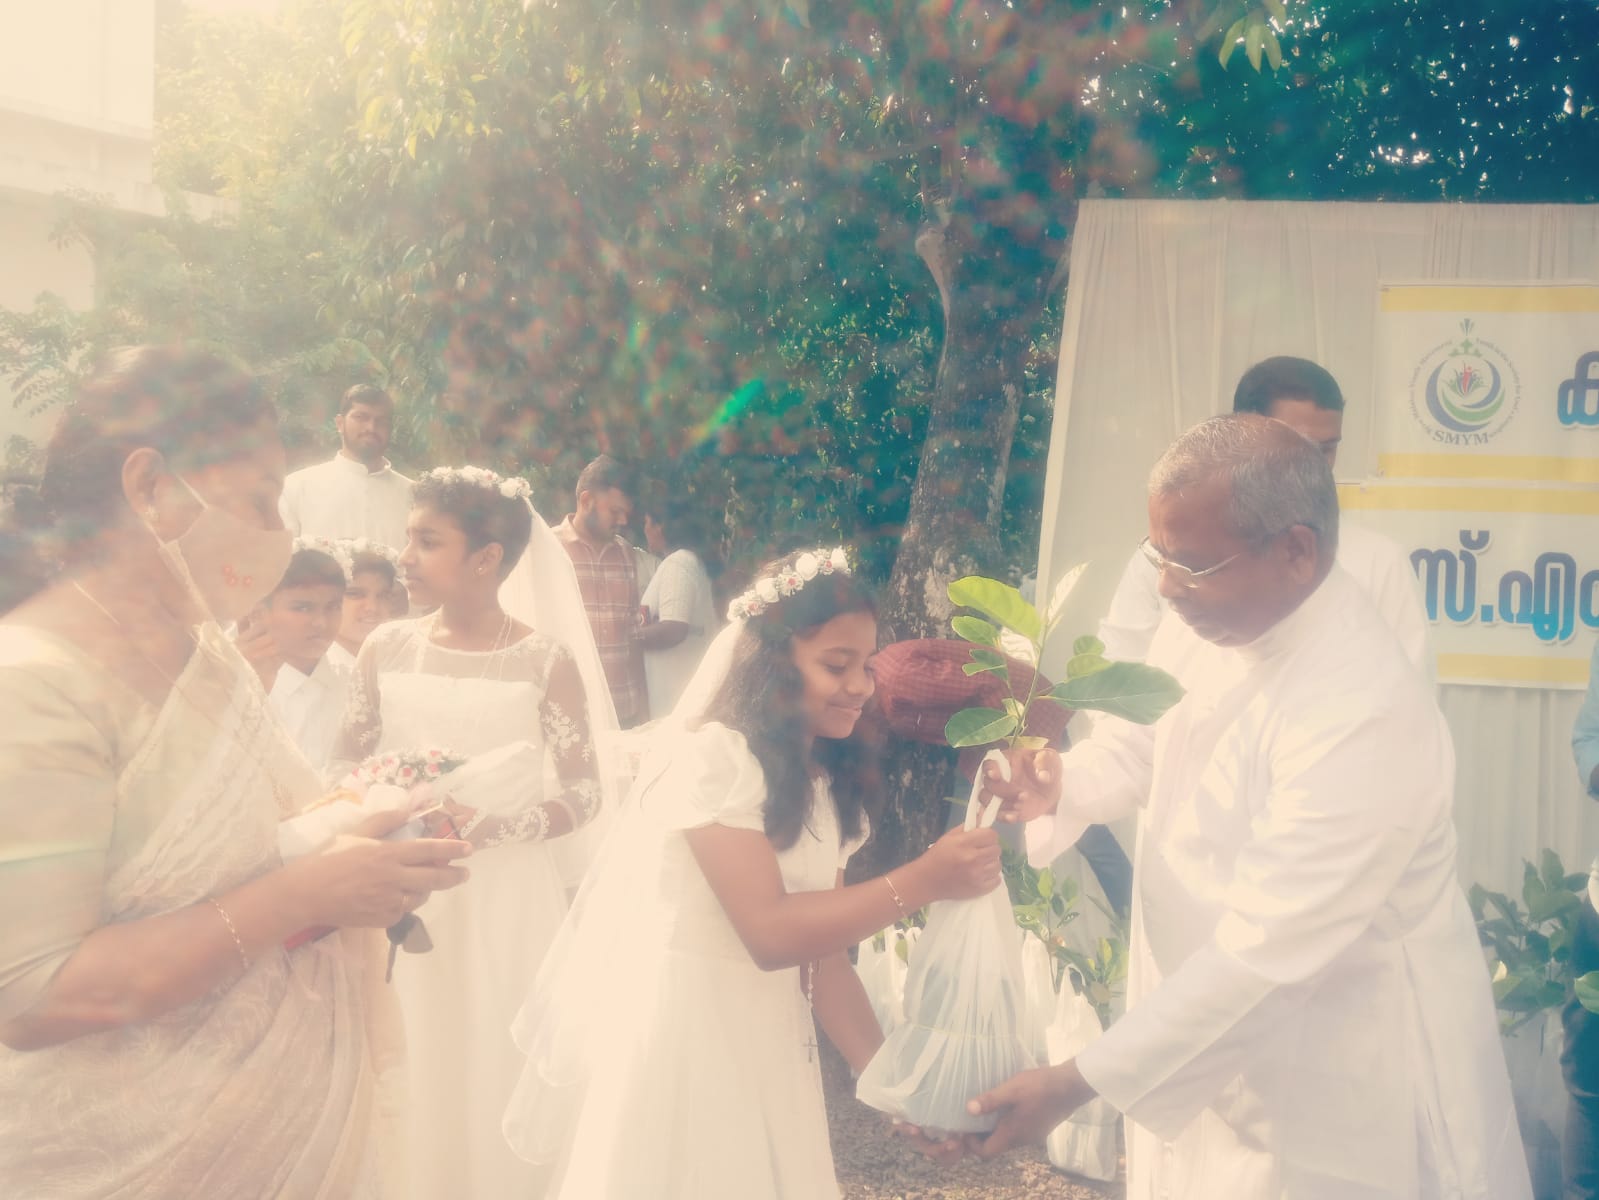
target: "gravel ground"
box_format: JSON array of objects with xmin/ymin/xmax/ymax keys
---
[{"xmin": 823, "ymin": 1046, "xmax": 1125, "ymax": 1200}]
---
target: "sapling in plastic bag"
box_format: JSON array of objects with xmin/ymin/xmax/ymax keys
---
[{"xmin": 856, "ymin": 750, "xmax": 1038, "ymax": 1133}]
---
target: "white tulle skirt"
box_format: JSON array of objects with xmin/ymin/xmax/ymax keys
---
[
  {"xmin": 394, "ymin": 838, "xmax": 568, "ymax": 1199},
  {"xmin": 507, "ymin": 941, "xmax": 837, "ymax": 1200}
]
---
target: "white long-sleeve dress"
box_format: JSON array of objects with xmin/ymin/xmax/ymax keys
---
[
  {"xmin": 339, "ymin": 614, "xmax": 603, "ymax": 1199},
  {"xmin": 1031, "ymin": 567, "xmax": 1528, "ymax": 1200}
]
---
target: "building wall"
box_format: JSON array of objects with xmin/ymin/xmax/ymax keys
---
[{"xmin": 0, "ymin": 0, "xmax": 159, "ymax": 453}]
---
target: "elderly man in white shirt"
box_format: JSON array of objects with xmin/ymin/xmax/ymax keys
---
[
  {"xmin": 964, "ymin": 415, "xmax": 1528, "ymax": 1200},
  {"xmin": 1097, "ymin": 357, "xmax": 1432, "ymax": 679},
  {"xmin": 279, "ymin": 384, "xmax": 413, "ymax": 552}
]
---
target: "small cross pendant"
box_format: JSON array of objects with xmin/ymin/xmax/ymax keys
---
[{"xmin": 803, "ymin": 1034, "xmax": 819, "ymax": 1064}]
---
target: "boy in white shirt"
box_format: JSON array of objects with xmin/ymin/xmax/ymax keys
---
[{"xmin": 255, "ymin": 542, "xmax": 350, "ymax": 775}]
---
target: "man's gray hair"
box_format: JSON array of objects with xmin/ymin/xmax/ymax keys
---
[{"xmin": 1149, "ymin": 414, "xmax": 1340, "ymax": 556}]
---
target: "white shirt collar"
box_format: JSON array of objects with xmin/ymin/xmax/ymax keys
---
[
  {"xmin": 271, "ymin": 656, "xmax": 338, "ymax": 701},
  {"xmin": 332, "ymin": 450, "xmax": 394, "ymax": 478},
  {"xmin": 1237, "ymin": 564, "xmax": 1352, "ymax": 664}
]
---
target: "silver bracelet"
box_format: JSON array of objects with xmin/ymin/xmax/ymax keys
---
[{"xmin": 207, "ymin": 898, "xmax": 251, "ymax": 974}]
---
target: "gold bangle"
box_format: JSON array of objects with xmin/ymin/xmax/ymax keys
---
[
  {"xmin": 884, "ymin": 873, "xmax": 910, "ymax": 920},
  {"xmin": 207, "ymin": 898, "xmax": 251, "ymax": 974}
]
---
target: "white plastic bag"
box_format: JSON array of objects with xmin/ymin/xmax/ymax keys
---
[
  {"xmin": 1019, "ymin": 930, "xmax": 1056, "ymax": 1062},
  {"xmin": 856, "ymin": 751, "xmax": 1038, "ymax": 1133},
  {"xmin": 855, "ymin": 926, "xmax": 919, "ymax": 1036},
  {"xmin": 1044, "ymin": 986, "xmax": 1120, "ymax": 1182}
]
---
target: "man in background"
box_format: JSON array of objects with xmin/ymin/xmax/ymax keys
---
[
  {"xmin": 555, "ymin": 455, "xmax": 648, "ymax": 726},
  {"xmin": 279, "ymin": 384, "xmax": 413, "ymax": 552}
]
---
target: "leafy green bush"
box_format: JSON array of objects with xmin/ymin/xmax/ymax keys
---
[{"xmin": 1469, "ymin": 849, "xmax": 1599, "ymax": 1032}]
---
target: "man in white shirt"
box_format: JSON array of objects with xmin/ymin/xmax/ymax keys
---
[
  {"xmin": 638, "ymin": 496, "xmax": 718, "ymax": 716},
  {"xmin": 961, "ymin": 415, "xmax": 1528, "ymax": 1199},
  {"xmin": 253, "ymin": 543, "xmax": 351, "ymax": 776},
  {"xmin": 279, "ymin": 384, "xmax": 413, "ymax": 552},
  {"xmin": 1098, "ymin": 357, "xmax": 1431, "ymax": 678}
]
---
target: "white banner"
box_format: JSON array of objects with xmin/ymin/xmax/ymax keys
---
[
  {"xmin": 1363, "ymin": 282, "xmax": 1599, "ymax": 687},
  {"xmin": 1341, "ymin": 484, "xmax": 1599, "ymax": 688},
  {"xmin": 1374, "ymin": 282, "xmax": 1599, "ymax": 481}
]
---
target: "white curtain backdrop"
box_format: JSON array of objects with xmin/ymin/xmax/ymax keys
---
[{"xmin": 1037, "ymin": 199, "xmax": 1599, "ymax": 898}]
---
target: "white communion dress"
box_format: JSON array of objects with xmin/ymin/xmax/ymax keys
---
[
  {"xmin": 339, "ymin": 614, "xmax": 603, "ymax": 1199},
  {"xmin": 504, "ymin": 721, "xmax": 867, "ymax": 1199}
]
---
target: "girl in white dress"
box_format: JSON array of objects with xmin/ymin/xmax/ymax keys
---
[
  {"xmin": 337, "ymin": 466, "xmax": 616, "ymax": 1200},
  {"xmin": 504, "ymin": 546, "xmax": 1003, "ymax": 1199}
]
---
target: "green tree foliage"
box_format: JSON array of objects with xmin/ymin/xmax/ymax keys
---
[{"xmin": 2, "ymin": 0, "xmax": 1594, "ymax": 861}]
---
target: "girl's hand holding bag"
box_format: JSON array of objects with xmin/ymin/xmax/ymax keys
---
[{"xmin": 856, "ymin": 750, "xmax": 1039, "ymax": 1134}]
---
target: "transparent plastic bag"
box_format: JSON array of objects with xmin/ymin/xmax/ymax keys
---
[
  {"xmin": 856, "ymin": 751, "xmax": 1038, "ymax": 1133},
  {"xmin": 1044, "ymin": 986, "xmax": 1119, "ymax": 1182},
  {"xmin": 855, "ymin": 926, "xmax": 919, "ymax": 1036}
]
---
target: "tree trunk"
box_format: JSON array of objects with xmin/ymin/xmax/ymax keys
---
[{"xmin": 854, "ymin": 210, "xmax": 1051, "ymax": 880}]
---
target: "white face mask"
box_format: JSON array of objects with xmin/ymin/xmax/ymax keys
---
[{"xmin": 146, "ymin": 475, "xmax": 293, "ymax": 624}]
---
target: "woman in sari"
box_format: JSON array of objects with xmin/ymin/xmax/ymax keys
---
[{"xmin": 0, "ymin": 346, "xmax": 471, "ymax": 1199}]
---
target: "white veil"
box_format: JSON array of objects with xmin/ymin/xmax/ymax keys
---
[{"xmin": 498, "ymin": 499, "xmax": 624, "ymax": 885}]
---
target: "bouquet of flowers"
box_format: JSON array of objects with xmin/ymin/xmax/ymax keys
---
[{"xmin": 277, "ymin": 747, "xmax": 467, "ymax": 860}]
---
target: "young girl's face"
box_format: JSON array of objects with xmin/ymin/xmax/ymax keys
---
[
  {"xmin": 340, "ymin": 568, "xmax": 391, "ymax": 647},
  {"xmin": 398, "ymin": 506, "xmax": 496, "ymax": 609},
  {"xmin": 791, "ymin": 610, "xmax": 877, "ymax": 740}
]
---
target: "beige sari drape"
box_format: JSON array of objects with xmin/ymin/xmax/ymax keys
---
[{"xmin": 0, "ymin": 623, "xmax": 403, "ymax": 1199}]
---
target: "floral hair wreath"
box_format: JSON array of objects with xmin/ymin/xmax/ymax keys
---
[
  {"xmin": 337, "ymin": 537, "xmax": 401, "ymax": 568},
  {"xmin": 417, "ymin": 465, "xmax": 534, "ymax": 503},
  {"xmin": 727, "ymin": 546, "xmax": 852, "ymax": 622},
  {"xmin": 292, "ymin": 535, "xmax": 353, "ymax": 579}
]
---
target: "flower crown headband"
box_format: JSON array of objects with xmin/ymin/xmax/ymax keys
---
[
  {"xmin": 728, "ymin": 546, "xmax": 851, "ymax": 621},
  {"xmin": 417, "ymin": 465, "xmax": 533, "ymax": 503},
  {"xmin": 337, "ymin": 537, "xmax": 400, "ymax": 569},
  {"xmin": 292, "ymin": 535, "xmax": 353, "ymax": 579}
]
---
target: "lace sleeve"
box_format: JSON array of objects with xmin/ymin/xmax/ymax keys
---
[
  {"xmin": 539, "ymin": 644, "xmax": 603, "ymax": 829},
  {"xmin": 329, "ymin": 632, "xmax": 385, "ymax": 776},
  {"xmin": 465, "ymin": 642, "xmax": 602, "ymax": 851}
]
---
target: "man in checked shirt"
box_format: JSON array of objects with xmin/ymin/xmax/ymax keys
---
[{"xmin": 555, "ymin": 455, "xmax": 649, "ymax": 726}]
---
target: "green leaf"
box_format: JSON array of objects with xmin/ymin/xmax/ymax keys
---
[
  {"xmin": 1264, "ymin": 0, "xmax": 1288, "ymax": 25},
  {"xmin": 1219, "ymin": 17, "xmax": 1246, "ymax": 67},
  {"xmin": 944, "ymin": 707, "xmax": 1018, "ymax": 748},
  {"xmin": 1002, "ymin": 697, "xmax": 1026, "ymax": 723},
  {"xmin": 1577, "ymin": 971, "xmax": 1599, "ymax": 1014},
  {"xmin": 1246, "ymin": 19, "xmax": 1265, "ymax": 71},
  {"xmin": 1541, "ymin": 849, "xmax": 1569, "ymax": 892},
  {"xmin": 1046, "ymin": 563, "xmax": 1087, "ymax": 627},
  {"xmin": 1067, "ymin": 652, "xmax": 1112, "ymax": 678},
  {"xmin": 952, "ymin": 615, "xmax": 1002, "ymax": 647},
  {"xmin": 961, "ymin": 648, "xmax": 1009, "ymax": 678},
  {"xmin": 1073, "ymin": 634, "xmax": 1105, "ymax": 657},
  {"xmin": 1050, "ymin": 661, "xmax": 1185, "ymax": 724},
  {"xmin": 1528, "ymin": 888, "xmax": 1581, "ymax": 926},
  {"xmin": 1263, "ymin": 27, "xmax": 1283, "ymax": 71},
  {"xmin": 947, "ymin": 576, "xmax": 1042, "ymax": 644}
]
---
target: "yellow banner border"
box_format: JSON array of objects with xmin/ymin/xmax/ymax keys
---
[
  {"xmin": 1337, "ymin": 483, "xmax": 1599, "ymax": 515},
  {"xmin": 1379, "ymin": 283, "xmax": 1599, "ymax": 313},
  {"xmin": 1437, "ymin": 653, "xmax": 1591, "ymax": 689}
]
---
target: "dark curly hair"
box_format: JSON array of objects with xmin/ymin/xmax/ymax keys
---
[
  {"xmin": 701, "ymin": 552, "xmax": 880, "ymax": 852},
  {"xmin": 411, "ymin": 470, "xmax": 533, "ymax": 578}
]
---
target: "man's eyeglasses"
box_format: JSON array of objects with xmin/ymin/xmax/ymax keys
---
[{"xmin": 1138, "ymin": 537, "xmax": 1245, "ymax": 590}]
